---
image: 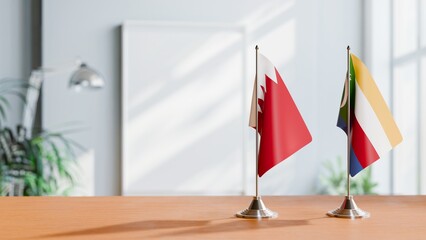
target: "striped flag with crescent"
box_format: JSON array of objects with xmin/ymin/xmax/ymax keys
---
[{"xmin": 337, "ymin": 53, "xmax": 403, "ymax": 176}]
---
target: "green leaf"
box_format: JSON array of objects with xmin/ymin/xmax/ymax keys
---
[
  {"xmin": 0, "ymin": 96, "xmax": 11, "ymax": 108},
  {"xmin": 0, "ymin": 105, "xmax": 6, "ymax": 122},
  {"xmin": 24, "ymin": 173, "xmax": 37, "ymax": 195}
]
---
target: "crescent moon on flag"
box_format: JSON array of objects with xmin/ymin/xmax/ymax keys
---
[{"xmin": 340, "ymin": 74, "xmax": 349, "ymax": 108}]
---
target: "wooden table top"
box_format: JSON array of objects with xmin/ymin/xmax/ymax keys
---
[{"xmin": 1, "ymin": 195, "xmax": 425, "ymax": 239}]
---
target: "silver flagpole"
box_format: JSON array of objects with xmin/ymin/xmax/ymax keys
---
[
  {"xmin": 236, "ymin": 45, "xmax": 277, "ymax": 219},
  {"xmin": 255, "ymin": 45, "xmax": 259, "ymax": 198},
  {"xmin": 327, "ymin": 46, "xmax": 369, "ymax": 219},
  {"xmin": 346, "ymin": 45, "xmax": 351, "ymax": 198}
]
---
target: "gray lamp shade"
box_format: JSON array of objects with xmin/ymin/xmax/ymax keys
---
[{"xmin": 69, "ymin": 63, "xmax": 104, "ymax": 90}]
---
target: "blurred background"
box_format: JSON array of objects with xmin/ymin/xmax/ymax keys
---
[{"xmin": 0, "ymin": 0, "xmax": 424, "ymax": 196}]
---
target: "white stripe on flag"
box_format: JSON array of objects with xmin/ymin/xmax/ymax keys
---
[
  {"xmin": 354, "ymin": 82, "xmax": 393, "ymax": 157},
  {"xmin": 249, "ymin": 80, "xmax": 257, "ymax": 128},
  {"xmin": 259, "ymin": 54, "xmax": 277, "ymax": 84},
  {"xmin": 249, "ymin": 54, "xmax": 277, "ymax": 128}
]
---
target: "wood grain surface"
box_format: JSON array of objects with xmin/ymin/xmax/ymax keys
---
[{"xmin": 0, "ymin": 196, "xmax": 425, "ymax": 239}]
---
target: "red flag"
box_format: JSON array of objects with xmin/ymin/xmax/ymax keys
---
[{"xmin": 249, "ymin": 54, "xmax": 312, "ymax": 177}]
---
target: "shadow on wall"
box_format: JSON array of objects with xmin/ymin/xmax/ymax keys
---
[{"xmin": 122, "ymin": 0, "xmax": 317, "ymax": 195}]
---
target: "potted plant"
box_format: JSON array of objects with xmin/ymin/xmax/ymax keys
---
[
  {"xmin": 0, "ymin": 79, "xmax": 80, "ymax": 196},
  {"xmin": 318, "ymin": 156, "xmax": 378, "ymax": 195}
]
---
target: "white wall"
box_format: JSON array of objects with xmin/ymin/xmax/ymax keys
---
[
  {"xmin": 364, "ymin": 0, "xmax": 393, "ymax": 194},
  {"xmin": 365, "ymin": 0, "xmax": 426, "ymax": 195},
  {"xmin": 42, "ymin": 0, "xmax": 363, "ymax": 195},
  {"xmin": 0, "ymin": 0, "xmax": 31, "ymax": 127}
]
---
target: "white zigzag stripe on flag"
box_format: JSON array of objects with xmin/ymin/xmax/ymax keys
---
[{"xmin": 249, "ymin": 53, "xmax": 280, "ymax": 127}]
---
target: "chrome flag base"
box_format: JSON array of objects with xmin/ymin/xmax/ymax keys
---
[
  {"xmin": 327, "ymin": 195, "xmax": 370, "ymax": 219},
  {"xmin": 236, "ymin": 196, "xmax": 278, "ymax": 219}
]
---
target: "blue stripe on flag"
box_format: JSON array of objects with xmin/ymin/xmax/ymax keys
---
[
  {"xmin": 337, "ymin": 115, "xmax": 348, "ymax": 134},
  {"xmin": 350, "ymin": 147, "xmax": 364, "ymax": 177}
]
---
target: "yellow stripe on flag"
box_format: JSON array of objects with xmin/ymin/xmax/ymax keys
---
[{"xmin": 350, "ymin": 53, "xmax": 403, "ymax": 147}]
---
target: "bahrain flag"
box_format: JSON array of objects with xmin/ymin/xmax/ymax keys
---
[{"xmin": 249, "ymin": 53, "xmax": 312, "ymax": 177}]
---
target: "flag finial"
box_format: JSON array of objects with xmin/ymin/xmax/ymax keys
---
[
  {"xmin": 255, "ymin": 45, "xmax": 259, "ymax": 50},
  {"xmin": 347, "ymin": 45, "xmax": 350, "ymax": 50}
]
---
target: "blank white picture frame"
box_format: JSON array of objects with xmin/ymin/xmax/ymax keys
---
[{"xmin": 121, "ymin": 21, "xmax": 248, "ymax": 195}]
